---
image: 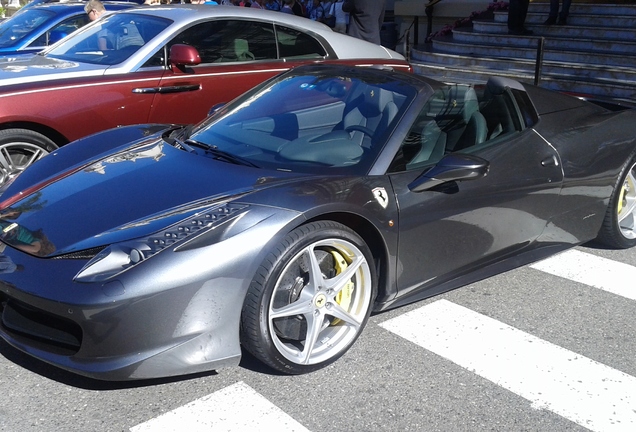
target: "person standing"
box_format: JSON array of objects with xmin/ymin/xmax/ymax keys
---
[
  {"xmin": 280, "ymin": 0, "xmax": 294, "ymax": 14},
  {"xmin": 342, "ymin": 0, "xmax": 385, "ymax": 45},
  {"xmin": 308, "ymin": 0, "xmax": 325, "ymax": 21},
  {"xmin": 329, "ymin": 0, "xmax": 349, "ymax": 34},
  {"xmin": 265, "ymin": 0, "xmax": 280, "ymax": 10},
  {"xmin": 85, "ymin": 0, "xmax": 106, "ymax": 21},
  {"xmin": 544, "ymin": 0, "xmax": 571, "ymax": 25},
  {"xmin": 291, "ymin": 0, "xmax": 304, "ymax": 16},
  {"xmin": 85, "ymin": 0, "xmax": 111, "ymax": 50},
  {"xmin": 507, "ymin": 0, "xmax": 533, "ymax": 35}
]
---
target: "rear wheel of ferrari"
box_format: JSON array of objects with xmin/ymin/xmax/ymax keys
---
[
  {"xmin": 0, "ymin": 129, "xmax": 57, "ymax": 186},
  {"xmin": 597, "ymin": 155, "xmax": 636, "ymax": 248},
  {"xmin": 241, "ymin": 221, "xmax": 376, "ymax": 374}
]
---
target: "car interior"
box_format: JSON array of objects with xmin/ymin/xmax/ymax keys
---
[{"xmin": 393, "ymin": 78, "xmax": 526, "ymax": 172}]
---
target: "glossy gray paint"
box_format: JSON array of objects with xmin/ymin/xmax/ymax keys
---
[{"xmin": 1, "ymin": 66, "xmax": 636, "ymax": 380}]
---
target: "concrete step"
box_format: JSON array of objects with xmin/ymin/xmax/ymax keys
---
[
  {"xmin": 473, "ymin": 19, "xmax": 636, "ymax": 41},
  {"xmin": 411, "ymin": 62, "xmax": 636, "ymax": 102},
  {"xmin": 527, "ymin": 2, "xmax": 636, "ymax": 16},
  {"xmin": 430, "ymin": 35, "xmax": 636, "ymax": 68},
  {"xmin": 411, "ymin": 49, "xmax": 636, "ymax": 85},
  {"xmin": 451, "ymin": 27, "xmax": 636, "ymax": 55},
  {"xmin": 493, "ymin": 10, "xmax": 635, "ymax": 28},
  {"xmin": 419, "ymin": 2, "xmax": 636, "ymax": 103}
]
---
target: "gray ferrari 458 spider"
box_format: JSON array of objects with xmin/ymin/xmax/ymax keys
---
[{"xmin": 0, "ymin": 64, "xmax": 635, "ymax": 380}]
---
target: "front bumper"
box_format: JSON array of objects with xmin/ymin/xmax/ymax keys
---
[{"xmin": 0, "ymin": 207, "xmax": 300, "ymax": 380}]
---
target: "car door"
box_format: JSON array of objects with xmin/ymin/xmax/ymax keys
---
[
  {"xmin": 387, "ymin": 84, "xmax": 563, "ymax": 295},
  {"xmin": 144, "ymin": 19, "xmax": 330, "ymax": 125}
]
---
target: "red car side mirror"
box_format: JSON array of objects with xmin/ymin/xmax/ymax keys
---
[{"xmin": 170, "ymin": 44, "xmax": 201, "ymax": 71}]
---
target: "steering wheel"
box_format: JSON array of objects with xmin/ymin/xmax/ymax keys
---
[{"xmin": 345, "ymin": 124, "xmax": 374, "ymax": 138}]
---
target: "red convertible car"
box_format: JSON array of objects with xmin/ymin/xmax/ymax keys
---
[{"xmin": 0, "ymin": 6, "xmax": 409, "ymax": 184}]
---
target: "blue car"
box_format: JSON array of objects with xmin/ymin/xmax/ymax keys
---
[{"xmin": 0, "ymin": 1, "xmax": 137, "ymax": 57}]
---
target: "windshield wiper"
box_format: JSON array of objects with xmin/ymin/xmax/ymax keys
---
[
  {"xmin": 164, "ymin": 128, "xmax": 196, "ymax": 153},
  {"xmin": 166, "ymin": 127, "xmax": 258, "ymax": 167},
  {"xmin": 189, "ymin": 140, "xmax": 259, "ymax": 168}
]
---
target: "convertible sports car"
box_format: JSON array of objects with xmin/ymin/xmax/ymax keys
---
[
  {"xmin": 0, "ymin": 6, "xmax": 408, "ymax": 186},
  {"xmin": 0, "ymin": 64, "xmax": 634, "ymax": 380},
  {"xmin": 0, "ymin": 2, "xmax": 135, "ymax": 56}
]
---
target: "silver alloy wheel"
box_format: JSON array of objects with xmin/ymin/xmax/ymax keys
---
[
  {"xmin": 267, "ymin": 237, "xmax": 372, "ymax": 365},
  {"xmin": 617, "ymin": 161, "xmax": 636, "ymax": 239},
  {"xmin": 0, "ymin": 142, "xmax": 50, "ymax": 185}
]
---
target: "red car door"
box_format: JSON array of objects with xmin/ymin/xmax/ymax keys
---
[{"xmin": 147, "ymin": 19, "xmax": 337, "ymax": 125}]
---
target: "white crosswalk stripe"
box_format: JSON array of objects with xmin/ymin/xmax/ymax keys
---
[
  {"xmin": 530, "ymin": 249, "xmax": 636, "ymax": 300},
  {"xmin": 130, "ymin": 381, "xmax": 310, "ymax": 432},
  {"xmin": 379, "ymin": 299, "xmax": 636, "ymax": 432},
  {"xmin": 129, "ymin": 248, "xmax": 636, "ymax": 432}
]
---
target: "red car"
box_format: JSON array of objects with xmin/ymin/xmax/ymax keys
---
[{"xmin": 0, "ymin": 6, "xmax": 410, "ymax": 184}]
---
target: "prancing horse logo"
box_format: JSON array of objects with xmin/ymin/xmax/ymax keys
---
[
  {"xmin": 314, "ymin": 293, "xmax": 327, "ymax": 308},
  {"xmin": 372, "ymin": 187, "xmax": 389, "ymax": 209}
]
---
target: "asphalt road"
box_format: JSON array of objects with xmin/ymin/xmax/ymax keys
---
[{"xmin": 1, "ymin": 243, "xmax": 635, "ymax": 432}]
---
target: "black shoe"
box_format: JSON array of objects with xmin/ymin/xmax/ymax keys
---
[
  {"xmin": 544, "ymin": 17, "xmax": 556, "ymax": 25},
  {"xmin": 557, "ymin": 17, "xmax": 567, "ymax": 25}
]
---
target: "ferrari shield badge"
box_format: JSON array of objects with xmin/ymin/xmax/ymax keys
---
[{"xmin": 372, "ymin": 187, "xmax": 389, "ymax": 209}]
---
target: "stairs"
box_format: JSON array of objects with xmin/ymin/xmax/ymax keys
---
[{"xmin": 410, "ymin": 2, "xmax": 636, "ymax": 103}]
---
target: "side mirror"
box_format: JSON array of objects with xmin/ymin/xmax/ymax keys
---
[
  {"xmin": 170, "ymin": 44, "xmax": 201, "ymax": 71},
  {"xmin": 408, "ymin": 153, "xmax": 489, "ymax": 192},
  {"xmin": 208, "ymin": 102, "xmax": 226, "ymax": 116}
]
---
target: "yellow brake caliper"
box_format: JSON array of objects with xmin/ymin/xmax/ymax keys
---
[
  {"xmin": 618, "ymin": 178, "xmax": 631, "ymax": 215},
  {"xmin": 331, "ymin": 250, "xmax": 354, "ymax": 325}
]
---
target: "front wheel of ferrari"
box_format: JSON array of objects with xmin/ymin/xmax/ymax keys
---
[
  {"xmin": 597, "ymin": 155, "xmax": 636, "ymax": 248},
  {"xmin": 241, "ymin": 221, "xmax": 376, "ymax": 374},
  {"xmin": 0, "ymin": 129, "xmax": 57, "ymax": 186}
]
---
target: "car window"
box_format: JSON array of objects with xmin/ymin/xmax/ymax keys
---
[
  {"xmin": 389, "ymin": 84, "xmax": 524, "ymax": 172},
  {"xmin": 161, "ymin": 19, "xmax": 278, "ymax": 65},
  {"xmin": 0, "ymin": 8, "xmax": 55, "ymax": 48},
  {"xmin": 190, "ymin": 70, "xmax": 416, "ymax": 175},
  {"xmin": 47, "ymin": 13, "xmax": 171, "ymax": 65},
  {"xmin": 275, "ymin": 24, "xmax": 326, "ymax": 59},
  {"xmin": 30, "ymin": 14, "xmax": 89, "ymax": 48}
]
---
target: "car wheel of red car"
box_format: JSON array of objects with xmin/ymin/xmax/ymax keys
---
[
  {"xmin": 0, "ymin": 129, "xmax": 57, "ymax": 185},
  {"xmin": 597, "ymin": 154, "xmax": 636, "ymax": 249},
  {"xmin": 241, "ymin": 221, "xmax": 376, "ymax": 374}
]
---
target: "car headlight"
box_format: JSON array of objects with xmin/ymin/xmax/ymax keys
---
[{"xmin": 74, "ymin": 203, "xmax": 247, "ymax": 283}]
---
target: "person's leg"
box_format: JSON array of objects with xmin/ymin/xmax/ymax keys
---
[
  {"xmin": 545, "ymin": 0, "xmax": 558, "ymax": 24},
  {"xmin": 559, "ymin": 0, "xmax": 572, "ymax": 23},
  {"xmin": 508, "ymin": 0, "xmax": 522, "ymax": 31}
]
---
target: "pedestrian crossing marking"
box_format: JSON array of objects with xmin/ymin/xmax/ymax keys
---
[
  {"xmin": 379, "ymin": 299, "xmax": 636, "ymax": 432},
  {"xmin": 130, "ymin": 381, "xmax": 310, "ymax": 432},
  {"xmin": 530, "ymin": 249, "xmax": 636, "ymax": 300}
]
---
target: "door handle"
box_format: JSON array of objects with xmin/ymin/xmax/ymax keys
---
[
  {"xmin": 133, "ymin": 84, "xmax": 201, "ymax": 94},
  {"xmin": 541, "ymin": 155, "xmax": 559, "ymax": 167}
]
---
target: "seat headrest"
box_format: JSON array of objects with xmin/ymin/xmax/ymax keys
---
[
  {"xmin": 360, "ymin": 87, "xmax": 393, "ymax": 117},
  {"xmin": 462, "ymin": 88, "xmax": 479, "ymax": 122}
]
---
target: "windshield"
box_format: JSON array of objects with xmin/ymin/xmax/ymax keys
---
[
  {"xmin": 189, "ymin": 68, "xmax": 417, "ymax": 175},
  {"xmin": 0, "ymin": 9, "xmax": 55, "ymax": 48},
  {"xmin": 46, "ymin": 13, "xmax": 171, "ymax": 65}
]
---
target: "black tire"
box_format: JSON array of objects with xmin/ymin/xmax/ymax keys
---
[
  {"xmin": 596, "ymin": 155, "xmax": 636, "ymax": 249},
  {"xmin": 0, "ymin": 129, "xmax": 58, "ymax": 185},
  {"xmin": 241, "ymin": 221, "xmax": 377, "ymax": 374}
]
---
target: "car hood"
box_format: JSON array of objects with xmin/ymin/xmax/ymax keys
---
[
  {"xmin": 0, "ymin": 54, "xmax": 105, "ymax": 86},
  {"xmin": 0, "ymin": 139, "xmax": 305, "ymax": 257}
]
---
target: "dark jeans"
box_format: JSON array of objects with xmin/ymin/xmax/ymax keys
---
[
  {"xmin": 507, "ymin": 0, "xmax": 529, "ymax": 31},
  {"xmin": 549, "ymin": 0, "xmax": 572, "ymax": 19}
]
